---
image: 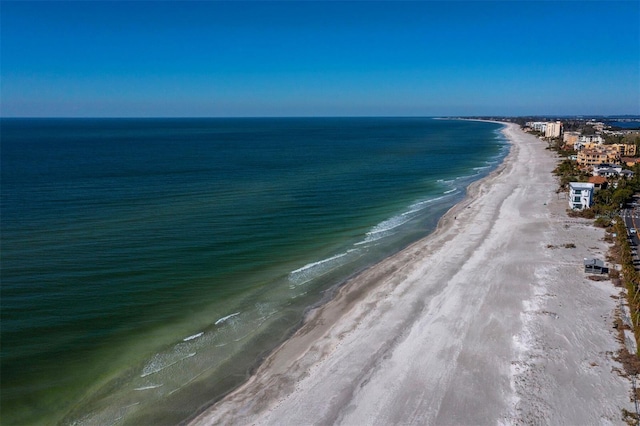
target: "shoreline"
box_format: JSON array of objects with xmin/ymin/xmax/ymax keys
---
[
  {"xmin": 189, "ymin": 123, "xmax": 633, "ymax": 425},
  {"xmin": 184, "ymin": 121, "xmax": 512, "ymax": 423}
]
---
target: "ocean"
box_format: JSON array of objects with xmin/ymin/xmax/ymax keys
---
[{"xmin": 1, "ymin": 117, "xmax": 507, "ymax": 425}]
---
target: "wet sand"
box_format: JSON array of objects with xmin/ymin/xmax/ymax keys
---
[{"xmin": 190, "ymin": 123, "xmax": 633, "ymax": 425}]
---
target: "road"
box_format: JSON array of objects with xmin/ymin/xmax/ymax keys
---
[{"xmin": 621, "ymin": 208, "xmax": 640, "ymax": 256}]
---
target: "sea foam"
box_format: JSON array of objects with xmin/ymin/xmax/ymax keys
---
[
  {"xmin": 357, "ymin": 193, "xmax": 458, "ymax": 246},
  {"xmin": 215, "ymin": 312, "xmax": 240, "ymax": 325},
  {"xmin": 183, "ymin": 332, "xmax": 204, "ymax": 342},
  {"xmin": 140, "ymin": 352, "xmax": 196, "ymax": 378},
  {"xmin": 289, "ymin": 250, "xmax": 359, "ymax": 286},
  {"xmin": 134, "ymin": 384, "xmax": 163, "ymax": 391}
]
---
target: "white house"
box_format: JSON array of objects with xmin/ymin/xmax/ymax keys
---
[
  {"xmin": 569, "ymin": 182, "xmax": 595, "ymax": 210},
  {"xmin": 579, "ymin": 134, "xmax": 604, "ymax": 144},
  {"xmin": 592, "ymin": 163, "xmax": 634, "ymax": 179}
]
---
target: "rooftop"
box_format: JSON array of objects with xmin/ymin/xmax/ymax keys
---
[
  {"xmin": 588, "ymin": 176, "xmax": 607, "ymax": 184},
  {"xmin": 570, "ymin": 182, "xmax": 595, "ymax": 190},
  {"xmin": 584, "ymin": 258, "xmax": 605, "ymax": 268},
  {"xmin": 593, "ymin": 163, "xmax": 620, "ymax": 169}
]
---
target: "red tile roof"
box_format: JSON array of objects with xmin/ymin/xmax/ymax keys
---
[
  {"xmin": 621, "ymin": 157, "xmax": 640, "ymax": 163},
  {"xmin": 588, "ymin": 176, "xmax": 608, "ymax": 184}
]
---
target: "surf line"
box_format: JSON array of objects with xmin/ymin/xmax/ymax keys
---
[
  {"xmin": 215, "ymin": 312, "xmax": 240, "ymax": 326},
  {"xmin": 140, "ymin": 353, "xmax": 196, "ymax": 378},
  {"xmin": 183, "ymin": 332, "xmax": 204, "ymax": 342}
]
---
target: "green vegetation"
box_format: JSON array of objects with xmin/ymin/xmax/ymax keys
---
[
  {"xmin": 604, "ymin": 133, "xmax": 640, "ymax": 149},
  {"xmin": 613, "ymin": 220, "xmax": 640, "ymax": 345},
  {"xmin": 547, "ymin": 129, "xmax": 640, "ymax": 373},
  {"xmin": 594, "ymin": 216, "xmax": 612, "ymax": 228},
  {"xmin": 553, "ymin": 159, "xmax": 590, "ymax": 190},
  {"xmin": 552, "ymin": 155, "xmax": 640, "ymax": 216},
  {"xmin": 545, "ymin": 136, "xmax": 566, "ymax": 152}
]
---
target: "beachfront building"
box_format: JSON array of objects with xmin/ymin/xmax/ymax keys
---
[
  {"xmin": 545, "ymin": 121, "xmax": 563, "ymax": 138},
  {"xmin": 569, "ymin": 182, "xmax": 594, "ymax": 210},
  {"xmin": 575, "ymin": 141, "xmax": 595, "ymax": 151},
  {"xmin": 524, "ymin": 121, "xmax": 563, "ymax": 138},
  {"xmin": 575, "ymin": 144, "xmax": 636, "ymax": 167},
  {"xmin": 573, "ymin": 137, "xmax": 605, "ymax": 151},
  {"xmin": 592, "ymin": 163, "xmax": 635, "ymax": 179},
  {"xmin": 577, "ymin": 149, "xmax": 616, "ymax": 167},
  {"xmin": 592, "ymin": 163, "xmax": 623, "ymax": 177},
  {"xmin": 579, "ymin": 134, "xmax": 605, "ymax": 144},
  {"xmin": 526, "ymin": 121, "xmax": 547, "ymax": 133},
  {"xmin": 563, "ymin": 131, "xmax": 580, "ymax": 145},
  {"xmin": 610, "ymin": 143, "xmax": 637, "ymax": 157}
]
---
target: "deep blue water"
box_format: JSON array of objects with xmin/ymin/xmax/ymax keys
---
[
  {"xmin": 1, "ymin": 117, "xmax": 507, "ymax": 425},
  {"xmin": 606, "ymin": 120, "xmax": 640, "ymax": 129}
]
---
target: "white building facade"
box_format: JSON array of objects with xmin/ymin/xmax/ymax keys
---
[
  {"xmin": 524, "ymin": 121, "xmax": 563, "ymax": 138},
  {"xmin": 593, "ymin": 163, "xmax": 623, "ymax": 177},
  {"xmin": 569, "ymin": 182, "xmax": 595, "ymax": 210},
  {"xmin": 579, "ymin": 134, "xmax": 604, "ymax": 144},
  {"xmin": 526, "ymin": 122, "xmax": 547, "ymax": 133}
]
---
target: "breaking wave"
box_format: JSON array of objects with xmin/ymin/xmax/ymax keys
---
[{"xmin": 289, "ymin": 250, "xmax": 360, "ymax": 286}]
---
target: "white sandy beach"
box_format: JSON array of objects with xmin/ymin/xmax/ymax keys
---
[{"xmin": 191, "ymin": 123, "xmax": 633, "ymax": 425}]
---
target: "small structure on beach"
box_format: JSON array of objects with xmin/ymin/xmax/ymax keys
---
[{"xmin": 584, "ymin": 258, "xmax": 608, "ymax": 274}]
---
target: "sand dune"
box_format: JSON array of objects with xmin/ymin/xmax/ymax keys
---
[{"xmin": 191, "ymin": 123, "xmax": 633, "ymax": 425}]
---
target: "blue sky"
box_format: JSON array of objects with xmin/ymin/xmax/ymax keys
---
[{"xmin": 2, "ymin": 1, "xmax": 639, "ymax": 117}]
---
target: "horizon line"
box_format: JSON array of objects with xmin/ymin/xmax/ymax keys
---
[{"xmin": 2, "ymin": 114, "xmax": 640, "ymax": 120}]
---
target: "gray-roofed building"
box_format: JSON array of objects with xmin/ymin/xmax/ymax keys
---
[
  {"xmin": 584, "ymin": 258, "xmax": 607, "ymax": 274},
  {"xmin": 593, "ymin": 164, "xmax": 623, "ymax": 177}
]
